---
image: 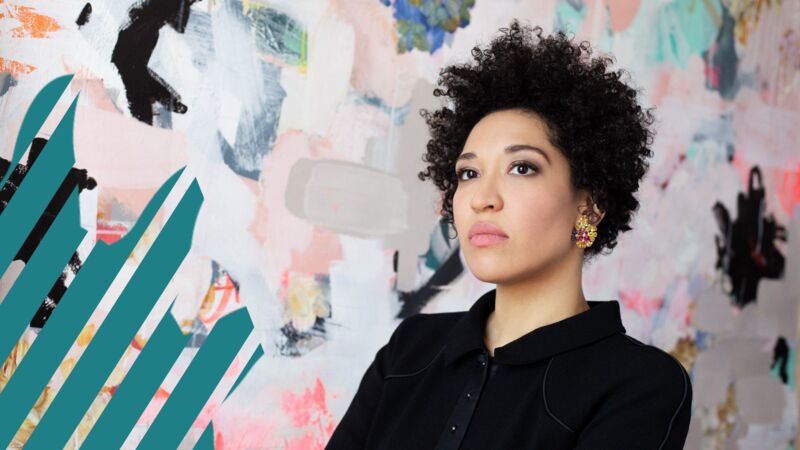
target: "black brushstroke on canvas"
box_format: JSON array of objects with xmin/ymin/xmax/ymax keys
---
[
  {"xmin": 111, "ymin": 0, "xmax": 199, "ymax": 124},
  {"xmin": 397, "ymin": 244, "xmax": 464, "ymax": 319},
  {"xmin": 712, "ymin": 166, "xmax": 787, "ymax": 308},
  {"xmin": 76, "ymin": 3, "xmax": 92, "ymax": 27},
  {"xmin": 771, "ymin": 336, "xmax": 789, "ymax": 385},
  {"xmin": 0, "ymin": 137, "xmax": 97, "ymax": 328}
]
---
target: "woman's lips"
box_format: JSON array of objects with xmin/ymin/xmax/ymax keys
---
[{"xmin": 469, "ymin": 234, "xmax": 509, "ymax": 247}]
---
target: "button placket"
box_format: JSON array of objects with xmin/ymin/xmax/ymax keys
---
[{"xmin": 434, "ymin": 350, "xmax": 492, "ymax": 450}]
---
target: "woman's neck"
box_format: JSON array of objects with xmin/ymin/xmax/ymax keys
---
[{"xmin": 482, "ymin": 260, "xmax": 589, "ymax": 357}]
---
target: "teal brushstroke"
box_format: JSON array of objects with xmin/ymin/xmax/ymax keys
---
[
  {"xmin": 80, "ymin": 299, "xmax": 190, "ymax": 450},
  {"xmin": 553, "ymin": 0, "xmax": 587, "ymax": 35},
  {"xmin": 245, "ymin": 7, "xmax": 306, "ymax": 67},
  {"xmin": 422, "ymin": 219, "xmax": 455, "ymax": 271},
  {"xmin": 193, "ymin": 421, "xmax": 216, "ymax": 450},
  {"xmin": 0, "ymin": 188, "xmax": 85, "ymax": 367},
  {"xmin": 0, "ymin": 164, "xmax": 184, "ymax": 448},
  {"xmin": 0, "ymin": 96, "xmax": 78, "ymax": 280},
  {"xmin": 0, "ymin": 74, "xmax": 72, "ymax": 188},
  {"xmin": 224, "ymin": 344, "xmax": 264, "ymax": 401},
  {"xmin": 649, "ymin": 0, "xmax": 722, "ymax": 68},
  {"xmin": 137, "ymin": 307, "xmax": 254, "ymax": 450},
  {"xmin": 24, "ymin": 180, "xmax": 203, "ymax": 449}
]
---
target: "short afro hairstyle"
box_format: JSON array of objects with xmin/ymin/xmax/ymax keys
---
[{"xmin": 417, "ymin": 19, "xmax": 656, "ymax": 263}]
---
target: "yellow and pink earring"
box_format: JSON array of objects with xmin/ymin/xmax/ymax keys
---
[{"xmin": 571, "ymin": 214, "xmax": 597, "ymax": 249}]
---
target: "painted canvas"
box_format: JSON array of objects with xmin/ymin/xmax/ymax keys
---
[{"xmin": 1, "ymin": 0, "xmax": 798, "ymax": 448}]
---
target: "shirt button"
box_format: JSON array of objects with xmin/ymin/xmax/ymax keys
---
[
  {"xmin": 466, "ymin": 392, "xmax": 473, "ymax": 399},
  {"xmin": 450, "ymin": 424, "xmax": 459, "ymax": 433}
]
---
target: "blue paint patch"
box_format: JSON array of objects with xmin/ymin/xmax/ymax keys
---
[
  {"xmin": 220, "ymin": 60, "xmax": 286, "ymax": 180},
  {"xmin": 381, "ymin": 0, "xmax": 476, "ymax": 54}
]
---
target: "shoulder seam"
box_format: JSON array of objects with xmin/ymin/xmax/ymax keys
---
[
  {"xmin": 619, "ymin": 332, "xmax": 689, "ymax": 450},
  {"xmin": 543, "ymin": 356, "xmax": 576, "ymax": 433},
  {"xmin": 383, "ymin": 344, "xmax": 446, "ymax": 380}
]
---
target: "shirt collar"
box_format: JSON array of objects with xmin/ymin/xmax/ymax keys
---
[{"xmin": 443, "ymin": 288, "xmax": 627, "ymax": 366}]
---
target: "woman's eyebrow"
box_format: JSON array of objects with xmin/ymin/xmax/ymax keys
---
[{"xmin": 457, "ymin": 144, "xmax": 550, "ymax": 165}]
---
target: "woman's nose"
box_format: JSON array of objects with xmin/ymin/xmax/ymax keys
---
[{"xmin": 470, "ymin": 178, "xmax": 503, "ymax": 212}]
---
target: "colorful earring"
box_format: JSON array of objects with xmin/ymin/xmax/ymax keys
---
[{"xmin": 571, "ymin": 214, "xmax": 597, "ymax": 249}]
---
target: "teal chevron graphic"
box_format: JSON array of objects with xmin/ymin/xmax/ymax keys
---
[{"xmin": 0, "ymin": 75, "xmax": 259, "ymax": 448}]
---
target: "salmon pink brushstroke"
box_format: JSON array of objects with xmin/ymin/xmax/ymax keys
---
[
  {"xmin": 281, "ymin": 377, "xmax": 337, "ymax": 448},
  {"xmin": 620, "ymin": 290, "xmax": 664, "ymax": 319}
]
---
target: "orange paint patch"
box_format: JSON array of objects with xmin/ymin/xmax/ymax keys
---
[
  {"xmin": 0, "ymin": 57, "xmax": 36, "ymax": 78},
  {"xmin": 775, "ymin": 164, "xmax": 800, "ymax": 217},
  {"xmin": 0, "ymin": 1, "xmax": 61, "ymax": 38}
]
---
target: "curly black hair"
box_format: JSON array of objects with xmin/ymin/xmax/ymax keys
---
[{"xmin": 417, "ymin": 18, "xmax": 656, "ymax": 263}]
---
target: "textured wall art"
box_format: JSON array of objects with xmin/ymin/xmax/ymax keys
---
[{"xmin": 1, "ymin": 0, "xmax": 798, "ymax": 448}]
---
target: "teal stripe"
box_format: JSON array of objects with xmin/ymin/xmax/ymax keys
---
[
  {"xmin": 0, "ymin": 166, "xmax": 185, "ymax": 448},
  {"xmin": 0, "ymin": 74, "xmax": 72, "ymax": 187},
  {"xmin": 24, "ymin": 181, "xmax": 203, "ymax": 450},
  {"xmin": 137, "ymin": 308, "xmax": 254, "ymax": 450},
  {"xmin": 0, "ymin": 188, "xmax": 85, "ymax": 366},
  {"xmin": 224, "ymin": 344, "xmax": 263, "ymax": 401},
  {"xmin": 0, "ymin": 97, "xmax": 78, "ymax": 280},
  {"xmin": 193, "ymin": 421, "xmax": 216, "ymax": 450},
  {"xmin": 80, "ymin": 299, "xmax": 190, "ymax": 450}
]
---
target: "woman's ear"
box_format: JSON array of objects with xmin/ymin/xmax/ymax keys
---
[{"xmin": 577, "ymin": 192, "xmax": 604, "ymax": 226}]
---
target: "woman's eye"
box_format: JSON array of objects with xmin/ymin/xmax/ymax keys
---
[
  {"xmin": 456, "ymin": 168, "xmax": 476, "ymax": 181},
  {"xmin": 513, "ymin": 162, "xmax": 538, "ymax": 175}
]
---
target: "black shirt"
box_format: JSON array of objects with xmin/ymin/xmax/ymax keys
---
[{"xmin": 327, "ymin": 288, "xmax": 692, "ymax": 449}]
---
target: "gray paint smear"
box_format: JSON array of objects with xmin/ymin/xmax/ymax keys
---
[
  {"xmin": 736, "ymin": 375, "xmax": 786, "ymax": 424},
  {"xmin": 215, "ymin": 3, "xmax": 286, "ymax": 180},
  {"xmin": 0, "ymin": 72, "xmax": 17, "ymax": 97},
  {"xmin": 285, "ymin": 158, "xmax": 408, "ymax": 238},
  {"xmin": 693, "ymin": 284, "xmax": 736, "ymax": 334},
  {"xmin": 378, "ymin": 79, "xmax": 448, "ymax": 292},
  {"xmin": 693, "ymin": 336, "xmax": 772, "ymax": 408}
]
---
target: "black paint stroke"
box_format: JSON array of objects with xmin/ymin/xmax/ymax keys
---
[
  {"xmin": 771, "ymin": 336, "xmax": 789, "ymax": 385},
  {"xmin": 0, "ymin": 137, "xmax": 98, "ymax": 328},
  {"xmin": 397, "ymin": 242, "xmax": 464, "ymax": 319},
  {"xmin": 111, "ymin": 0, "xmax": 198, "ymax": 125},
  {"xmin": 76, "ymin": 3, "xmax": 92, "ymax": 27},
  {"xmin": 712, "ymin": 166, "xmax": 787, "ymax": 308}
]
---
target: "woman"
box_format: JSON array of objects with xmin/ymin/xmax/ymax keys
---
[{"xmin": 327, "ymin": 19, "xmax": 692, "ymax": 449}]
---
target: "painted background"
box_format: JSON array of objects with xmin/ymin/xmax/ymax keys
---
[{"xmin": 1, "ymin": 0, "xmax": 799, "ymax": 448}]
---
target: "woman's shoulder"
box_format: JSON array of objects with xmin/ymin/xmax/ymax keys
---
[
  {"xmin": 552, "ymin": 331, "xmax": 690, "ymax": 389},
  {"xmin": 546, "ymin": 331, "xmax": 692, "ymax": 432}
]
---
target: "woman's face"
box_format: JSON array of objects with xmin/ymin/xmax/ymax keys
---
[{"xmin": 453, "ymin": 108, "xmax": 589, "ymax": 285}]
